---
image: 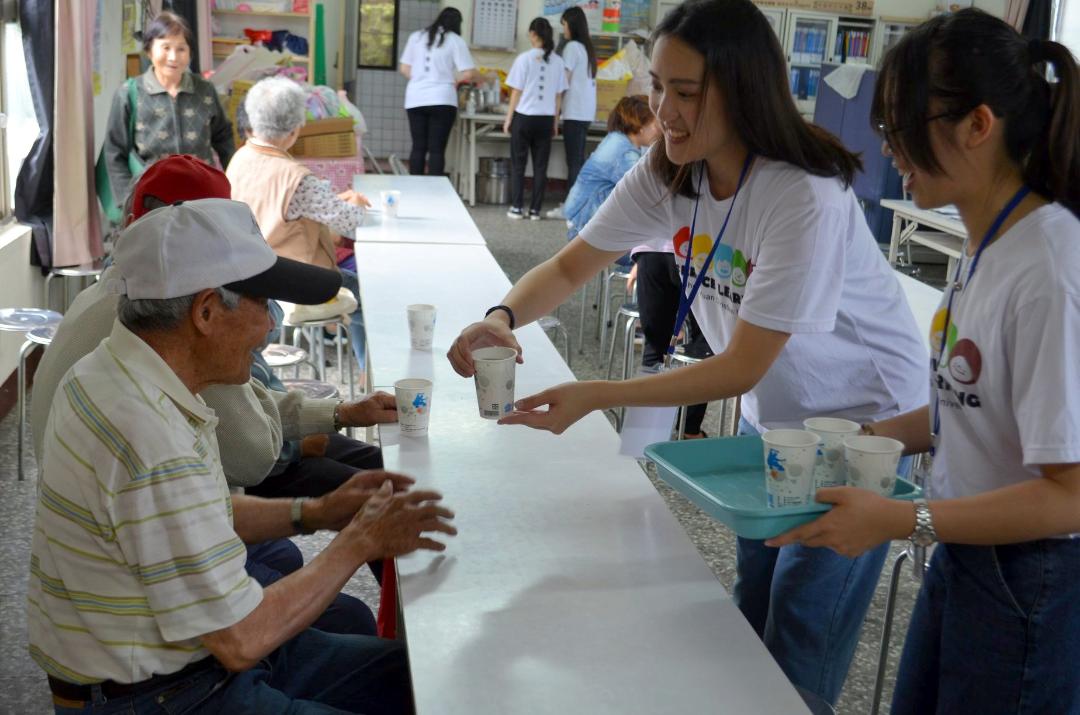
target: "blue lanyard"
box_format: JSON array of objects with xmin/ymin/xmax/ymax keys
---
[
  {"xmin": 930, "ymin": 185, "xmax": 1031, "ymax": 454},
  {"xmin": 666, "ymin": 153, "xmax": 754, "ymax": 361}
]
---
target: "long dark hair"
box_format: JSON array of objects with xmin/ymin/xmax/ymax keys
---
[
  {"xmin": 872, "ymin": 8, "xmax": 1080, "ymax": 218},
  {"xmin": 427, "ymin": 8, "xmax": 463, "ymax": 48},
  {"xmin": 561, "ymin": 7, "xmax": 596, "ymax": 78},
  {"xmin": 649, "ymin": 0, "xmax": 861, "ymax": 198},
  {"xmin": 529, "ymin": 18, "xmax": 555, "ymax": 62}
]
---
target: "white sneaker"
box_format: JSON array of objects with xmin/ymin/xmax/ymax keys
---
[
  {"xmin": 545, "ymin": 204, "xmax": 566, "ymax": 219},
  {"xmin": 506, "ymin": 208, "xmax": 524, "ymax": 220},
  {"xmin": 528, "ymin": 211, "xmax": 542, "ymax": 221}
]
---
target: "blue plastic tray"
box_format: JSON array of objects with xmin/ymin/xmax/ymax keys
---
[{"xmin": 645, "ymin": 435, "xmax": 922, "ymax": 540}]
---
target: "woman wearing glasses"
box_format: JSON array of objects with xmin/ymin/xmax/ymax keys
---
[
  {"xmin": 449, "ymin": 0, "xmax": 926, "ymax": 705},
  {"xmin": 771, "ymin": 9, "xmax": 1080, "ymax": 713}
]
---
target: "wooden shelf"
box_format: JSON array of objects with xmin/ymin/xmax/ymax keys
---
[{"xmin": 212, "ymin": 10, "xmax": 309, "ymax": 19}]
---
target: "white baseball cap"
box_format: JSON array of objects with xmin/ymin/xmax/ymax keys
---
[{"xmin": 112, "ymin": 198, "xmax": 341, "ymax": 304}]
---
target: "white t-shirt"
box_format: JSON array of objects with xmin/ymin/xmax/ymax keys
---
[
  {"xmin": 929, "ymin": 203, "xmax": 1080, "ymax": 501},
  {"xmin": 507, "ymin": 48, "xmax": 568, "ymax": 117},
  {"xmin": 560, "ymin": 40, "xmax": 596, "ymax": 122},
  {"xmin": 580, "ymin": 155, "xmax": 928, "ymax": 431},
  {"xmin": 400, "ymin": 29, "xmax": 476, "ymax": 109}
]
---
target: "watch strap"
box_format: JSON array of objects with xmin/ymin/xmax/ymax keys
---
[
  {"xmin": 290, "ymin": 497, "xmax": 314, "ymax": 535},
  {"xmin": 484, "ymin": 304, "xmax": 516, "ymax": 330}
]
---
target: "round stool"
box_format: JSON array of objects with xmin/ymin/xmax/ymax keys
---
[
  {"xmin": 667, "ymin": 347, "xmax": 738, "ymax": 439},
  {"xmin": 280, "ymin": 379, "xmax": 340, "ymax": 401},
  {"xmin": 2, "ymin": 318, "xmax": 61, "ymax": 481},
  {"xmin": 285, "ymin": 317, "xmax": 355, "ymax": 399},
  {"xmin": 538, "ymin": 314, "xmax": 571, "ymax": 367},
  {"xmin": 604, "ymin": 303, "xmax": 641, "ymax": 382},
  {"xmin": 597, "ymin": 267, "xmax": 632, "ymax": 362},
  {"xmin": 44, "ymin": 262, "xmax": 105, "ymax": 312},
  {"xmin": 261, "ymin": 343, "xmax": 313, "ymax": 378}
]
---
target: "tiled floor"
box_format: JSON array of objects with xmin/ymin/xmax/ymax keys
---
[{"xmin": 0, "ymin": 199, "xmax": 937, "ymax": 714}]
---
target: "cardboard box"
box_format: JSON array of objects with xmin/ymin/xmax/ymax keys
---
[
  {"xmin": 298, "ymin": 117, "xmax": 356, "ymax": 137},
  {"xmin": 595, "ymin": 77, "xmax": 630, "ymax": 123}
]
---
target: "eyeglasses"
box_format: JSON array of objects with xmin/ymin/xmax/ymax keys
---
[{"xmin": 876, "ymin": 111, "xmax": 964, "ymax": 152}]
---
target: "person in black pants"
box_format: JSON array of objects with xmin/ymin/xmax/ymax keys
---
[
  {"xmin": 632, "ymin": 251, "xmax": 710, "ymax": 437},
  {"xmin": 504, "ymin": 18, "xmax": 568, "ymax": 220},
  {"xmin": 558, "ymin": 6, "xmax": 598, "ymax": 193},
  {"xmin": 399, "ymin": 8, "xmax": 477, "ymax": 175}
]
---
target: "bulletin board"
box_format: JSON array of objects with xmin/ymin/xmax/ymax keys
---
[{"xmin": 471, "ymin": 0, "xmax": 518, "ymax": 50}]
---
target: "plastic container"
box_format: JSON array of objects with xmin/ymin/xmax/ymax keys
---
[{"xmin": 645, "ymin": 435, "xmax": 922, "ymax": 540}]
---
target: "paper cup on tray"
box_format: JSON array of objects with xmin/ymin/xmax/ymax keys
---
[
  {"xmin": 844, "ymin": 435, "xmax": 904, "ymax": 496},
  {"xmin": 472, "ymin": 346, "xmax": 516, "ymax": 420},
  {"xmin": 394, "ymin": 378, "xmax": 432, "ymax": 437},
  {"xmin": 406, "ymin": 304, "xmax": 436, "ymax": 350},
  {"xmin": 803, "ymin": 417, "xmax": 861, "ymax": 490},
  {"xmin": 761, "ymin": 429, "xmax": 820, "ymax": 508}
]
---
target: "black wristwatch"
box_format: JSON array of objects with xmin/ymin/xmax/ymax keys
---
[{"xmin": 485, "ymin": 304, "xmax": 516, "ymax": 329}]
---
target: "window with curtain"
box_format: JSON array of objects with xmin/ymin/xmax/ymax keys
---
[
  {"xmin": 1, "ymin": 18, "xmax": 38, "ymax": 220},
  {"xmin": 357, "ymin": 0, "xmax": 399, "ymax": 69}
]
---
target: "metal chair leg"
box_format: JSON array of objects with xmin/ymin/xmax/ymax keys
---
[
  {"xmin": 870, "ymin": 548, "xmax": 910, "ymax": 715},
  {"xmin": 17, "ymin": 339, "xmax": 34, "ymax": 480},
  {"xmin": 604, "ymin": 311, "xmax": 623, "ymax": 381},
  {"xmin": 621, "ymin": 315, "xmax": 636, "ymax": 382}
]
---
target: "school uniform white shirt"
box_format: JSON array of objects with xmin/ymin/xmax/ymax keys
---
[
  {"xmin": 560, "ymin": 40, "xmax": 597, "ymax": 122},
  {"xmin": 400, "ymin": 29, "xmax": 476, "ymax": 110},
  {"xmin": 580, "ymin": 154, "xmax": 928, "ymax": 431},
  {"xmin": 507, "ymin": 48, "xmax": 568, "ymax": 117},
  {"xmin": 928, "ymin": 203, "xmax": 1080, "ymax": 502}
]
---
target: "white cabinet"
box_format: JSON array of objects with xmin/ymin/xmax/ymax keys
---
[
  {"xmin": 782, "ymin": 10, "xmax": 838, "ymax": 115},
  {"xmin": 759, "ymin": 7, "xmax": 787, "ymax": 42},
  {"xmin": 872, "ymin": 17, "xmax": 920, "ymax": 65}
]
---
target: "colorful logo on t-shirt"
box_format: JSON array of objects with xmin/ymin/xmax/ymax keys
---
[
  {"xmin": 931, "ymin": 308, "xmax": 984, "ymax": 408},
  {"xmin": 672, "ymin": 226, "xmax": 753, "ymax": 309}
]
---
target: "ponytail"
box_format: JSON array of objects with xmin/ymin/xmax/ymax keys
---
[
  {"xmin": 873, "ymin": 9, "xmax": 1080, "ymax": 218},
  {"xmin": 1027, "ymin": 40, "xmax": 1080, "ymax": 218},
  {"xmin": 529, "ymin": 17, "xmax": 555, "ymax": 62}
]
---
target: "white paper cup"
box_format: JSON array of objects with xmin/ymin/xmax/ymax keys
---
[
  {"xmin": 472, "ymin": 346, "xmax": 516, "ymax": 420},
  {"xmin": 394, "ymin": 378, "xmax": 432, "ymax": 437},
  {"xmin": 406, "ymin": 303, "xmax": 436, "ymax": 350},
  {"xmin": 803, "ymin": 417, "xmax": 862, "ymax": 490},
  {"xmin": 844, "ymin": 435, "xmax": 904, "ymax": 496},
  {"xmin": 761, "ymin": 429, "xmax": 820, "ymax": 508},
  {"xmin": 380, "ymin": 190, "xmax": 401, "ymax": 218}
]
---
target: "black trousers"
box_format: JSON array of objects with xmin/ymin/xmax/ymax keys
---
[
  {"xmin": 634, "ymin": 252, "xmax": 710, "ymax": 435},
  {"xmin": 407, "ymin": 105, "xmax": 458, "ymax": 176},
  {"xmin": 562, "ymin": 119, "xmax": 590, "ymax": 191},
  {"xmin": 246, "ymin": 432, "xmax": 383, "ymax": 499},
  {"xmin": 509, "ymin": 112, "xmax": 554, "ymax": 214}
]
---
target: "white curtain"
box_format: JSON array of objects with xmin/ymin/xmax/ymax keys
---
[
  {"xmin": 52, "ymin": 0, "xmax": 104, "ymax": 267},
  {"xmin": 1005, "ymin": 0, "xmax": 1031, "ymax": 29}
]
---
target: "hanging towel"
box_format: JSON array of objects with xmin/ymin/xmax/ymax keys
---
[{"xmin": 823, "ymin": 63, "xmax": 869, "ymax": 100}]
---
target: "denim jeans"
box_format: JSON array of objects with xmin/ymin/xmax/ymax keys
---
[
  {"xmin": 54, "ymin": 627, "xmax": 411, "ymax": 714},
  {"xmin": 338, "ymin": 268, "xmax": 366, "ymax": 372},
  {"xmin": 245, "ymin": 539, "xmax": 377, "ymax": 636},
  {"xmin": 733, "ymin": 417, "xmax": 896, "ymax": 705},
  {"xmin": 892, "ymin": 540, "xmax": 1080, "ymax": 714}
]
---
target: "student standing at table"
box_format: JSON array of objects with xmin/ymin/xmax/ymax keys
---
[
  {"xmin": 450, "ymin": 0, "xmax": 926, "ymax": 704},
  {"xmin": 504, "ymin": 18, "xmax": 568, "ymax": 221},
  {"xmin": 399, "ymin": 8, "xmax": 478, "ymax": 176},
  {"xmin": 547, "ymin": 6, "xmax": 598, "ymax": 219},
  {"xmin": 769, "ymin": 10, "xmax": 1080, "ymax": 713}
]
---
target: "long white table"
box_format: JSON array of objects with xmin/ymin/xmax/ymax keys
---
[
  {"xmin": 881, "ymin": 199, "xmax": 967, "ymax": 275},
  {"xmin": 355, "ymin": 240, "xmax": 809, "ymax": 714},
  {"xmin": 352, "ymin": 175, "xmax": 486, "ymax": 245}
]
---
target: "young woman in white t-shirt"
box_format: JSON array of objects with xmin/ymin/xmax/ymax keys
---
[
  {"xmin": 450, "ymin": 0, "xmax": 926, "ymax": 705},
  {"xmin": 769, "ymin": 10, "xmax": 1080, "ymax": 713},
  {"xmin": 399, "ymin": 8, "xmax": 477, "ymax": 175},
  {"xmin": 503, "ymin": 18, "xmax": 568, "ymax": 220},
  {"xmin": 558, "ymin": 7, "xmax": 598, "ymax": 192}
]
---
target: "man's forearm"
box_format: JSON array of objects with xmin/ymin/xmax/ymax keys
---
[{"xmin": 231, "ymin": 494, "xmax": 300, "ymax": 543}]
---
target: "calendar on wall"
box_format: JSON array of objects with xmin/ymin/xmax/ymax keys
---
[{"xmin": 471, "ymin": 0, "xmax": 517, "ymax": 50}]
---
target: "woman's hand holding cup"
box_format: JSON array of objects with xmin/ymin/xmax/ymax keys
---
[{"xmin": 447, "ymin": 314, "xmax": 523, "ymax": 378}]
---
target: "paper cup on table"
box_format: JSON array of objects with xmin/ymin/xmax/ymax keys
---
[
  {"xmin": 761, "ymin": 429, "xmax": 820, "ymax": 508},
  {"xmin": 472, "ymin": 346, "xmax": 516, "ymax": 420},
  {"xmin": 844, "ymin": 435, "xmax": 904, "ymax": 496},
  {"xmin": 406, "ymin": 304, "xmax": 436, "ymax": 350},
  {"xmin": 394, "ymin": 378, "xmax": 433, "ymax": 437},
  {"xmin": 380, "ymin": 190, "xmax": 401, "ymax": 218},
  {"xmin": 803, "ymin": 417, "xmax": 861, "ymax": 490}
]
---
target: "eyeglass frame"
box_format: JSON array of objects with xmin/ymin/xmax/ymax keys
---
[{"xmin": 875, "ymin": 110, "xmax": 970, "ymax": 152}]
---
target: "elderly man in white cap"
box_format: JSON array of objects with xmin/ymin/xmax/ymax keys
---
[{"xmin": 29, "ymin": 199, "xmax": 455, "ymax": 714}]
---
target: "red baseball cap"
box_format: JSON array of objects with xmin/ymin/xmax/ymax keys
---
[{"xmin": 128, "ymin": 154, "xmax": 232, "ymax": 223}]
